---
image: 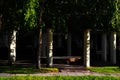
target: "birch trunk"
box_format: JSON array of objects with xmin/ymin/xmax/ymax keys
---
[
  {"xmin": 47, "ymin": 28, "xmax": 53, "ymax": 67},
  {"xmin": 9, "ymin": 30, "xmax": 17, "ymax": 65},
  {"xmin": 37, "ymin": 1, "xmax": 43, "ymax": 69},
  {"xmin": 84, "ymin": 29, "xmax": 90, "ymax": 68}
]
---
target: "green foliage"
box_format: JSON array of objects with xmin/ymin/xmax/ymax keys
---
[
  {"xmin": 72, "ymin": 0, "xmax": 119, "ymax": 31},
  {"xmin": 109, "ymin": 0, "xmax": 119, "ymax": 31},
  {"xmin": 24, "ymin": 0, "xmax": 39, "ymax": 29},
  {"xmin": 1, "ymin": 0, "xmax": 40, "ymax": 31},
  {"xmin": 1, "ymin": 0, "xmax": 25, "ymax": 32},
  {"xmin": 42, "ymin": 0, "xmax": 119, "ymax": 33},
  {"xmin": 1, "ymin": 0, "xmax": 119, "ymax": 32},
  {"xmin": 117, "ymin": 0, "xmax": 120, "ymax": 31},
  {"xmin": 42, "ymin": 0, "xmax": 71, "ymax": 32}
]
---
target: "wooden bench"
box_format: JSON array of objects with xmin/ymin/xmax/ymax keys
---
[
  {"xmin": 55, "ymin": 56, "xmax": 81, "ymax": 64},
  {"xmin": 41, "ymin": 56, "xmax": 81, "ymax": 64}
]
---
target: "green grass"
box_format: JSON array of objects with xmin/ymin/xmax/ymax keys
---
[
  {"xmin": 0, "ymin": 66, "xmax": 59, "ymax": 74},
  {"xmin": 0, "ymin": 65, "xmax": 120, "ymax": 74},
  {"xmin": 39, "ymin": 68, "xmax": 59, "ymax": 73},
  {"xmin": 0, "ymin": 76, "xmax": 120, "ymax": 80},
  {"xmin": 88, "ymin": 66, "xmax": 120, "ymax": 73}
]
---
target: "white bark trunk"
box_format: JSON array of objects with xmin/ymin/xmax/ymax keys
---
[
  {"xmin": 10, "ymin": 30, "xmax": 17, "ymax": 64},
  {"xmin": 110, "ymin": 32, "xmax": 116, "ymax": 64},
  {"xmin": 84, "ymin": 29, "xmax": 90, "ymax": 68},
  {"xmin": 47, "ymin": 28, "xmax": 53, "ymax": 67},
  {"xmin": 102, "ymin": 33, "xmax": 107, "ymax": 62}
]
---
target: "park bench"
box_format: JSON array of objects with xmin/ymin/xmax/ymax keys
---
[{"xmin": 53, "ymin": 56, "xmax": 82, "ymax": 64}]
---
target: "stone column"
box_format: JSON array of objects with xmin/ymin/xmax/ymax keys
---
[
  {"xmin": 47, "ymin": 28, "xmax": 53, "ymax": 67},
  {"xmin": 0, "ymin": 14, "xmax": 2, "ymax": 29},
  {"xmin": 67, "ymin": 33, "xmax": 72, "ymax": 56},
  {"xmin": 10, "ymin": 30, "xmax": 17, "ymax": 64},
  {"xmin": 110, "ymin": 32, "xmax": 116, "ymax": 64},
  {"xmin": 5, "ymin": 35, "xmax": 9, "ymax": 47},
  {"xmin": 102, "ymin": 33, "xmax": 107, "ymax": 62},
  {"xmin": 42, "ymin": 33, "xmax": 47, "ymax": 58},
  {"xmin": 58, "ymin": 33, "xmax": 62, "ymax": 48},
  {"xmin": 84, "ymin": 29, "xmax": 91, "ymax": 68}
]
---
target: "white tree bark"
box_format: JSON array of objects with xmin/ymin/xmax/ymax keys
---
[
  {"xmin": 84, "ymin": 29, "xmax": 90, "ymax": 68},
  {"xmin": 10, "ymin": 30, "xmax": 17, "ymax": 64},
  {"xmin": 110, "ymin": 32, "xmax": 116, "ymax": 64},
  {"xmin": 102, "ymin": 33, "xmax": 107, "ymax": 62},
  {"xmin": 47, "ymin": 28, "xmax": 53, "ymax": 67}
]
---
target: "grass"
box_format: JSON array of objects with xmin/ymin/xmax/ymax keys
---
[
  {"xmin": 0, "ymin": 65, "xmax": 120, "ymax": 74},
  {"xmin": 88, "ymin": 66, "xmax": 120, "ymax": 73},
  {"xmin": 0, "ymin": 76, "xmax": 120, "ymax": 80},
  {"xmin": 39, "ymin": 68, "xmax": 59, "ymax": 73},
  {"xmin": 0, "ymin": 66, "xmax": 59, "ymax": 74}
]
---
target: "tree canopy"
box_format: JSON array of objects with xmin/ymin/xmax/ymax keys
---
[
  {"xmin": 68, "ymin": 0, "xmax": 119, "ymax": 32},
  {"xmin": 42, "ymin": 0, "xmax": 119, "ymax": 33},
  {"xmin": 0, "ymin": 0, "xmax": 119, "ymax": 32}
]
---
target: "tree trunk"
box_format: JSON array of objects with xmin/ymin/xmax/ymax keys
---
[
  {"xmin": 9, "ymin": 30, "xmax": 17, "ymax": 65},
  {"xmin": 37, "ymin": 0, "xmax": 44, "ymax": 69},
  {"xmin": 47, "ymin": 28, "xmax": 53, "ymax": 67},
  {"xmin": 84, "ymin": 29, "xmax": 91, "ymax": 68},
  {"xmin": 110, "ymin": 32, "xmax": 116, "ymax": 64},
  {"xmin": 37, "ymin": 29, "xmax": 42, "ymax": 69}
]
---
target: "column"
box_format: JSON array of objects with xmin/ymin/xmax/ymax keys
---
[
  {"xmin": 102, "ymin": 33, "xmax": 107, "ymax": 62},
  {"xmin": 58, "ymin": 33, "xmax": 62, "ymax": 48},
  {"xmin": 110, "ymin": 32, "xmax": 116, "ymax": 64},
  {"xmin": 84, "ymin": 29, "xmax": 91, "ymax": 68},
  {"xmin": 0, "ymin": 14, "xmax": 2, "ymax": 29},
  {"xmin": 47, "ymin": 28, "xmax": 53, "ymax": 67},
  {"xmin": 42, "ymin": 33, "xmax": 47, "ymax": 58},
  {"xmin": 67, "ymin": 33, "xmax": 72, "ymax": 56}
]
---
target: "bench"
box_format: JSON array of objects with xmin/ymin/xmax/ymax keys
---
[
  {"xmin": 54, "ymin": 56, "xmax": 81, "ymax": 64},
  {"xmin": 41, "ymin": 56, "xmax": 81, "ymax": 64}
]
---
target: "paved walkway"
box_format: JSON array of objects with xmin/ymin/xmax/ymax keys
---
[
  {"xmin": 0, "ymin": 70, "xmax": 120, "ymax": 77},
  {"xmin": 0, "ymin": 63, "xmax": 120, "ymax": 77}
]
